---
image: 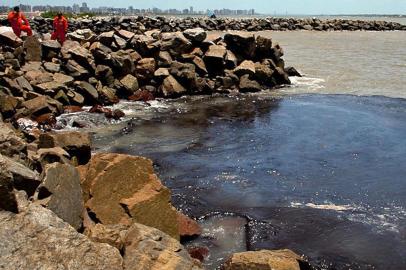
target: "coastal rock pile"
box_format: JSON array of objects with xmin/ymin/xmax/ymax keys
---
[
  {"xmin": 0, "ymin": 27, "xmax": 296, "ymax": 126},
  {"xmin": 0, "ymin": 116, "xmax": 204, "ymax": 269},
  {"xmin": 1, "ymin": 16, "xmax": 405, "ymax": 34}
]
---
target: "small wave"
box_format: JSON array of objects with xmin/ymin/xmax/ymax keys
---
[
  {"xmin": 289, "ymin": 76, "xmax": 326, "ymax": 91},
  {"xmin": 290, "ymin": 202, "xmax": 353, "ymax": 211}
]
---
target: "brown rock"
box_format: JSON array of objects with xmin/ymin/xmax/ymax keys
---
[
  {"xmin": 239, "ymin": 74, "xmax": 262, "ymax": 92},
  {"xmin": 161, "ymin": 75, "xmax": 187, "ymax": 98},
  {"xmin": 0, "ymin": 204, "xmax": 123, "ymax": 270},
  {"xmin": 177, "ymin": 212, "xmax": 202, "ymax": 239},
  {"xmin": 255, "ymin": 35, "xmax": 273, "ymax": 59},
  {"xmin": 234, "ymin": 60, "xmax": 256, "ymax": 77},
  {"xmin": 0, "ymin": 122, "xmax": 27, "ymax": 158},
  {"xmin": 224, "ymin": 249, "xmax": 305, "ymax": 270},
  {"xmin": 75, "ymin": 81, "xmax": 99, "ymax": 104},
  {"xmin": 0, "ymin": 94, "xmax": 19, "ymax": 118},
  {"xmin": 158, "ymin": 51, "xmax": 173, "ymax": 67},
  {"xmin": 117, "ymin": 29, "xmax": 135, "ymax": 41},
  {"xmin": 183, "ymin": 28, "xmax": 207, "ymax": 43},
  {"xmin": 187, "ymin": 247, "xmax": 209, "ymax": 262},
  {"xmin": 120, "ymin": 74, "xmax": 139, "ymax": 95},
  {"xmin": 38, "ymin": 131, "xmax": 91, "ymax": 165},
  {"xmin": 34, "ymin": 163, "xmax": 84, "ymax": 230},
  {"xmin": 85, "ymin": 223, "xmax": 128, "ymax": 250},
  {"xmin": 0, "ymin": 153, "xmax": 40, "ymax": 196},
  {"xmin": 204, "ymin": 45, "xmax": 227, "ymax": 74},
  {"xmin": 23, "ymin": 36, "xmax": 42, "ymax": 62},
  {"xmin": 79, "ymin": 153, "xmax": 180, "ymax": 240},
  {"xmin": 192, "ymin": 56, "xmax": 208, "ymax": 75},
  {"xmin": 135, "ymin": 58, "xmax": 156, "ymax": 81},
  {"xmin": 160, "ymin": 32, "xmax": 193, "ymax": 57},
  {"xmin": 128, "ymin": 89, "xmax": 155, "ymax": 102},
  {"xmin": 0, "ymin": 162, "xmax": 18, "ymax": 213},
  {"xmin": 21, "ymin": 95, "xmax": 63, "ymax": 118},
  {"xmin": 0, "ymin": 31, "xmax": 22, "ymax": 47},
  {"xmin": 124, "ymin": 222, "xmax": 203, "ymax": 270},
  {"xmin": 63, "ymin": 105, "xmax": 83, "ymax": 113},
  {"xmin": 224, "ymin": 32, "xmax": 256, "ymax": 59}
]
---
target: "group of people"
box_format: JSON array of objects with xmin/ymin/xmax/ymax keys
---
[{"xmin": 7, "ymin": 6, "xmax": 68, "ymax": 44}]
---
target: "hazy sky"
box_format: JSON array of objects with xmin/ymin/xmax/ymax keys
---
[{"xmin": 6, "ymin": 0, "xmax": 406, "ymax": 14}]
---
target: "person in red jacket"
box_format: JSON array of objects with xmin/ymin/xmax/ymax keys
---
[
  {"xmin": 7, "ymin": 6, "xmax": 33, "ymax": 37},
  {"xmin": 51, "ymin": 13, "xmax": 68, "ymax": 45}
]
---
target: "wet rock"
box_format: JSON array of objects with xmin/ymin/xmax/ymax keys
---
[
  {"xmin": 161, "ymin": 75, "xmax": 187, "ymax": 97},
  {"xmin": 128, "ymin": 89, "xmax": 155, "ymax": 102},
  {"xmin": 255, "ymin": 63, "xmax": 275, "ymax": 86},
  {"xmin": 34, "ymin": 163, "xmax": 84, "ymax": 230},
  {"xmin": 255, "ymin": 35, "xmax": 273, "ymax": 59},
  {"xmin": 285, "ymin": 66, "xmax": 302, "ymax": 77},
  {"xmin": 0, "ymin": 204, "xmax": 123, "ymax": 270},
  {"xmin": 79, "ymin": 153, "xmax": 180, "ymax": 240},
  {"xmin": 223, "ymin": 249, "xmax": 306, "ymax": 270},
  {"xmin": 23, "ymin": 36, "xmax": 42, "ymax": 62},
  {"xmin": 38, "ymin": 131, "xmax": 91, "ymax": 165},
  {"xmin": 187, "ymin": 247, "xmax": 210, "ymax": 262},
  {"xmin": 177, "ymin": 212, "xmax": 202, "ymax": 239},
  {"xmin": 99, "ymin": 85, "xmax": 119, "ymax": 105},
  {"xmin": 273, "ymin": 67, "xmax": 291, "ymax": 85},
  {"xmin": 225, "ymin": 50, "xmax": 238, "ymax": 69},
  {"xmin": 170, "ymin": 61, "xmax": 197, "ymax": 89},
  {"xmin": 239, "ymin": 74, "xmax": 262, "ymax": 92}
]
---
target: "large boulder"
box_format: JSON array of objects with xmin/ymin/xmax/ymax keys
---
[
  {"xmin": 203, "ymin": 45, "xmax": 227, "ymax": 75},
  {"xmin": 75, "ymin": 81, "xmax": 99, "ymax": 104},
  {"xmin": 224, "ymin": 32, "xmax": 256, "ymax": 59},
  {"xmin": 34, "ymin": 163, "xmax": 84, "ymax": 230},
  {"xmin": 183, "ymin": 28, "xmax": 207, "ymax": 44},
  {"xmin": 23, "ymin": 36, "xmax": 42, "ymax": 62},
  {"xmin": 223, "ymin": 249, "xmax": 306, "ymax": 270},
  {"xmin": 38, "ymin": 131, "xmax": 92, "ymax": 165},
  {"xmin": 239, "ymin": 74, "xmax": 262, "ymax": 92},
  {"xmin": 0, "ymin": 153, "xmax": 40, "ymax": 197},
  {"xmin": 135, "ymin": 58, "xmax": 156, "ymax": 82},
  {"xmin": 79, "ymin": 153, "xmax": 180, "ymax": 240},
  {"xmin": 160, "ymin": 32, "xmax": 193, "ymax": 56},
  {"xmin": 233, "ymin": 60, "xmax": 256, "ymax": 77},
  {"xmin": 0, "ymin": 30, "xmax": 23, "ymax": 47},
  {"xmin": 120, "ymin": 74, "xmax": 139, "ymax": 95},
  {"xmin": 0, "ymin": 162, "xmax": 18, "ymax": 213},
  {"xmin": 0, "ymin": 122, "xmax": 26, "ymax": 158},
  {"xmin": 0, "ymin": 204, "xmax": 123, "ymax": 270},
  {"xmin": 123, "ymin": 222, "xmax": 202, "ymax": 270},
  {"xmin": 160, "ymin": 75, "xmax": 187, "ymax": 98}
]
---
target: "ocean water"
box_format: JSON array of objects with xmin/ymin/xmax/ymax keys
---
[{"xmin": 58, "ymin": 31, "xmax": 406, "ymax": 269}]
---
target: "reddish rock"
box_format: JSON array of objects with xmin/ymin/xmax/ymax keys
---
[
  {"xmin": 128, "ymin": 89, "xmax": 155, "ymax": 102},
  {"xmin": 63, "ymin": 106, "xmax": 83, "ymax": 113},
  {"xmin": 34, "ymin": 113, "xmax": 57, "ymax": 127},
  {"xmin": 187, "ymin": 247, "xmax": 209, "ymax": 262},
  {"xmin": 177, "ymin": 212, "xmax": 202, "ymax": 239},
  {"xmin": 89, "ymin": 104, "xmax": 111, "ymax": 114}
]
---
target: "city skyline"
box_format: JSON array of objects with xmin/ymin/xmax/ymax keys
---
[{"xmin": 1, "ymin": 0, "xmax": 406, "ymax": 15}]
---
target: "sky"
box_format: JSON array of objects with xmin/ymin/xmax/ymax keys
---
[{"xmin": 4, "ymin": 0, "xmax": 406, "ymax": 15}]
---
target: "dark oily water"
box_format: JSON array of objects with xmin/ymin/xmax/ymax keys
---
[{"xmin": 64, "ymin": 94, "xmax": 406, "ymax": 269}]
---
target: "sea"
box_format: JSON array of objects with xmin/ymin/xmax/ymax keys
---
[{"xmin": 57, "ymin": 21, "xmax": 406, "ymax": 269}]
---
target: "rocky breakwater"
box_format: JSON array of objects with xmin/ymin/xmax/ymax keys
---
[
  {"xmin": 2, "ymin": 16, "xmax": 406, "ymax": 34},
  {"xmin": 0, "ymin": 26, "xmax": 297, "ymax": 127},
  {"xmin": 0, "ymin": 117, "xmax": 204, "ymax": 269}
]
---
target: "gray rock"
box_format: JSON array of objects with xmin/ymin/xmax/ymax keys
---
[
  {"xmin": 183, "ymin": 28, "xmax": 207, "ymax": 43},
  {"xmin": 23, "ymin": 36, "xmax": 42, "ymax": 62},
  {"xmin": 34, "ymin": 163, "xmax": 84, "ymax": 230},
  {"xmin": 0, "ymin": 204, "xmax": 123, "ymax": 270}
]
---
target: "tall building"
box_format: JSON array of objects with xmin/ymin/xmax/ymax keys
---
[
  {"xmin": 80, "ymin": 2, "xmax": 90, "ymax": 13},
  {"xmin": 190, "ymin": 6, "xmax": 193, "ymax": 14},
  {"xmin": 72, "ymin": 4, "xmax": 80, "ymax": 13}
]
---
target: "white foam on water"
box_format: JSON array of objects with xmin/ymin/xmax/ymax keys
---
[
  {"xmin": 290, "ymin": 201, "xmax": 406, "ymax": 234},
  {"xmin": 289, "ymin": 76, "xmax": 326, "ymax": 91}
]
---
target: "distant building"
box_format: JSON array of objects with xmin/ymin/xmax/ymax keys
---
[
  {"xmin": 190, "ymin": 6, "xmax": 193, "ymax": 14},
  {"xmin": 72, "ymin": 4, "xmax": 80, "ymax": 13},
  {"xmin": 80, "ymin": 2, "xmax": 90, "ymax": 13}
]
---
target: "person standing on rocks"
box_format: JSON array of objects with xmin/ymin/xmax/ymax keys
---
[
  {"xmin": 7, "ymin": 6, "xmax": 33, "ymax": 37},
  {"xmin": 51, "ymin": 12, "xmax": 68, "ymax": 45}
]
